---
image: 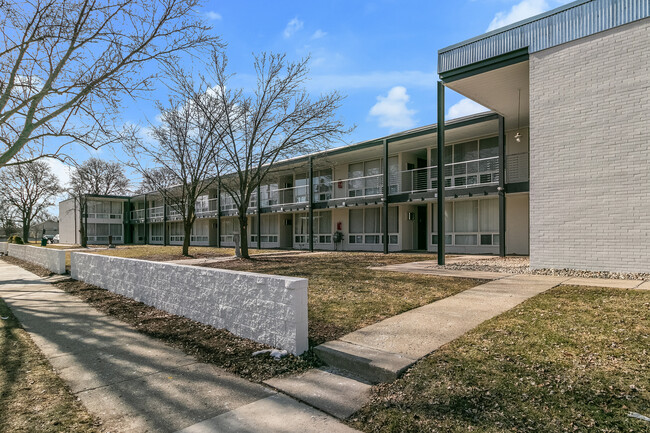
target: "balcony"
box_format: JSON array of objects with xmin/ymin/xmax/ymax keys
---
[
  {"xmin": 147, "ymin": 206, "xmax": 164, "ymax": 220},
  {"xmin": 195, "ymin": 198, "xmax": 219, "ymax": 218},
  {"xmin": 129, "ymin": 209, "xmax": 145, "ymax": 221}
]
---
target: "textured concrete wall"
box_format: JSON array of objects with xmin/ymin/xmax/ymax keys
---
[
  {"xmin": 529, "ymin": 18, "xmax": 650, "ymax": 273},
  {"xmin": 7, "ymin": 244, "xmax": 66, "ymax": 274},
  {"xmin": 70, "ymin": 253, "xmax": 308, "ymax": 354},
  {"xmin": 0, "ymin": 242, "xmax": 7, "ymax": 255}
]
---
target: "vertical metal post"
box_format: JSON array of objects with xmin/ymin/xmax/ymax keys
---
[
  {"xmin": 437, "ymin": 81, "xmax": 446, "ymax": 265},
  {"xmin": 383, "ymin": 139, "xmax": 389, "ymax": 254},
  {"xmin": 308, "ymin": 156, "xmax": 314, "ymax": 252},
  {"xmin": 216, "ymin": 185, "xmax": 221, "ymax": 248},
  {"xmin": 498, "ymin": 115, "xmax": 506, "ymax": 257},
  {"xmin": 144, "ymin": 194, "xmax": 148, "ymax": 245},
  {"xmin": 256, "ymin": 185, "xmax": 261, "ymax": 250},
  {"xmin": 163, "ymin": 195, "xmax": 168, "ymax": 246}
]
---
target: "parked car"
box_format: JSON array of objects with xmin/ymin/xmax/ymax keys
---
[{"xmin": 52, "ymin": 234, "xmax": 60, "ymax": 244}]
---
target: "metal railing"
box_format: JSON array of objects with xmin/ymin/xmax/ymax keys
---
[
  {"xmin": 147, "ymin": 206, "xmax": 164, "ymax": 219},
  {"xmin": 87, "ymin": 213, "xmax": 123, "ymax": 220},
  {"xmin": 130, "ymin": 209, "xmax": 145, "ymax": 220},
  {"xmin": 330, "ymin": 173, "xmax": 384, "ymax": 200}
]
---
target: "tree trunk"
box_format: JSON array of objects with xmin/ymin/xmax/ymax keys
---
[
  {"xmin": 182, "ymin": 221, "xmax": 192, "ymax": 256},
  {"xmin": 22, "ymin": 219, "xmax": 30, "ymax": 243},
  {"xmin": 238, "ymin": 215, "xmax": 249, "ymax": 259}
]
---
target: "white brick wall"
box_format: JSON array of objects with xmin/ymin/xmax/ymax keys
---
[
  {"xmin": 7, "ymin": 244, "xmax": 67, "ymax": 274},
  {"xmin": 70, "ymin": 253, "xmax": 308, "ymax": 355},
  {"xmin": 529, "ymin": 18, "xmax": 650, "ymax": 273},
  {"xmin": 0, "ymin": 242, "xmax": 7, "ymax": 255}
]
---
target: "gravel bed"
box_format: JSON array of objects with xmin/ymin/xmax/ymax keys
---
[{"xmin": 432, "ymin": 256, "xmax": 650, "ymax": 280}]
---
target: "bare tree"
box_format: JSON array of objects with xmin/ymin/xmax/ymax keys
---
[
  {"xmin": 68, "ymin": 158, "xmax": 129, "ymax": 247},
  {"xmin": 0, "ymin": 198, "xmax": 20, "ymax": 238},
  {"xmin": 0, "ymin": 0, "xmax": 220, "ymax": 167},
  {"xmin": 0, "ymin": 161, "xmax": 62, "ymax": 242},
  {"xmin": 124, "ymin": 85, "xmax": 225, "ymax": 256},
  {"xmin": 199, "ymin": 52, "xmax": 349, "ymax": 258},
  {"xmin": 136, "ymin": 167, "xmax": 178, "ymax": 194}
]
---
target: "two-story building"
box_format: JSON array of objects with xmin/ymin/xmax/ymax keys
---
[{"xmin": 59, "ymin": 0, "xmax": 649, "ymax": 273}]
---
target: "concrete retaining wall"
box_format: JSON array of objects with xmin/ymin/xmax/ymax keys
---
[
  {"xmin": 0, "ymin": 242, "xmax": 7, "ymax": 255},
  {"xmin": 70, "ymin": 253, "xmax": 308, "ymax": 355},
  {"xmin": 7, "ymin": 244, "xmax": 66, "ymax": 274}
]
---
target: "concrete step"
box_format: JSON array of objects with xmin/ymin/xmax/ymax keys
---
[
  {"xmin": 264, "ymin": 367, "xmax": 372, "ymax": 420},
  {"xmin": 313, "ymin": 340, "xmax": 416, "ymax": 384}
]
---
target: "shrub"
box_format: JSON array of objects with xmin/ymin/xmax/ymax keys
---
[{"xmin": 11, "ymin": 236, "xmax": 24, "ymax": 244}]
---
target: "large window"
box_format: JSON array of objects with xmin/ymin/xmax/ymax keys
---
[
  {"xmin": 86, "ymin": 223, "xmax": 122, "ymax": 242},
  {"xmin": 294, "ymin": 210, "xmax": 332, "ymax": 244},
  {"xmin": 87, "ymin": 201, "xmax": 122, "ymax": 219},
  {"xmin": 295, "ymin": 169, "xmax": 332, "ymax": 203},
  {"xmin": 220, "ymin": 217, "xmax": 236, "ymax": 243},
  {"xmin": 150, "ymin": 223, "xmax": 163, "ymax": 242},
  {"xmin": 190, "ymin": 220, "xmax": 209, "ymax": 242},
  {"xmin": 349, "ymin": 207, "xmax": 398, "ymax": 244},
  {"xmin": 251, "ymin": 214, "xmax": 279, "ymax": 243},
  {"xmin": 431, "ymin": 137, "xmax": 499, "ymax": 188},
  {"xmin": 432, "ymin": 198, "xmax": 499, "ymax": 246},
  {"xmin": 170, "ymin": 222, "xmax": 184, "ymax": 242}
]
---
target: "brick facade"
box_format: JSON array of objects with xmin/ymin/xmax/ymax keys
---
[{"xmin": 529, "ymin": 18, "xmax": 650, "ymax": 272}]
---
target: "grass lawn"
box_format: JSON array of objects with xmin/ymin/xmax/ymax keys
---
[
  {"xmin": 0, "ymin": 299, "xmax": 99, "ymax": 433},
  {"xmin": 204, "ymin": 253, "xmax": 485, "ymax": 345},
  {"xmin": 350, "ymin": 285, "xmax": 650, "ymax": 432}
]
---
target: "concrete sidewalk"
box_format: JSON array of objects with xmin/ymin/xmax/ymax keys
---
[
  {"xmin": 270, "ymin": 273, "xmax": 571, "ymax": 419},
  {"xmin": 0, "ymin": 261, "xmax": 358, "ymax": 433}
]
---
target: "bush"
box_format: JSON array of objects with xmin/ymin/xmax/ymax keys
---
[{"xmin": 9, "ymin": 235, "xmax": 24, "ymax": 244}]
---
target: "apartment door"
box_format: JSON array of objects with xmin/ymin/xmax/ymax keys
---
[{"xmin": 416, "ymin": 205, "xmax": 427, "ymax": 250}]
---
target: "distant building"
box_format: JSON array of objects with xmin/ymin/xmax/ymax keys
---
[{"xmin": 30, "ymin": 220, "xmax": 59, "ymax": 240}]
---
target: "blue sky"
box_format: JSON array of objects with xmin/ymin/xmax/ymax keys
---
[{"xmin": 48, "ymin": 0, "xmax": 570, "ymax": 206}]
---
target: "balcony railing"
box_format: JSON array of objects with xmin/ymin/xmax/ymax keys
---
[
  {"xmin": 147, "ymin": 206, "xmax": 164, "ymax": 219},
  {"xmin": 130, "ymin": 209, "xmax": 145, "ymax": 220},
  {"xmin": 87, "ymin": 212, "xmax": 123, "ymax": 220}
]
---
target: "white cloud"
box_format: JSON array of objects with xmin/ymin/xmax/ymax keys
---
[
  {"xmin": 283, "ymin": 17, "xmax": 304, "ymax": 38},
  {"xmin": 369, "ymin": 86, "xmax": 417, "ymax": 131},
  {"xmin": 446, "ymin": 98, "xmax": 490, "ymax": 119},
  {"xmin": 487, "ymin": 0, "xmax": 548, "ymax": 31},
  {"xmin": 205, "ymin": 11, "xmax": 222, "ymax": 20},
  {"xmin": 311, "ymin": 29, "xmax": 327, "ymax": 40}
]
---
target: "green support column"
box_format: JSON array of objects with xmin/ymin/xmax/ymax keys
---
[
  {"xmin": 382, "ymin": 139, "xmax": 389, "ymax": 254},
  {"xmin": 437, "ymin": 81, "xmax": 446, "ymax": 265},
  {"xmin": 308, "ymin": 156, "xmax": 314, "ymax": 252},
  {"xmin": 144, "ymin": 194, "xmax": 149, "ymax": 245},
  {"xmin": 256, "ymin": 185, "xmax": 261, "ymax": 250},
  {"xmin": 163, "ymin": 195, "xmax": 168, "ymax": 246},
  {"xmin": 216, "ymin": 185, "xmax": 221, "ymax": 248},
  {"xmin": 498, "ymin": 115, "xmax": 506, "ymax": 257}
]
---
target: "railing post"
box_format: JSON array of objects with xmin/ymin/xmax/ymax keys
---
[
  {"xmin": 498, "ymin": 115, "xmax": 506, "ymax": 257},
  {"xmin": 383, "ymin": 139, "xmax": 389, "ymax": 254},
  {"xmin": 437, "ymin": 81, "xmax": 446, "ymax": 265},
  {"xmin": 216, "ymin": 185, "xmax": 221, "ymax": 248},
  {"xmin": 256, "ymin": 185, "xmax": 261, "ymax": 250},
  {"xmin": 308, "ymin": 156, "xmax": 314, "ymax": 252}
]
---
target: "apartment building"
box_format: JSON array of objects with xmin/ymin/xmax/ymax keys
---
[
  {"xmin": 437, "ymin": 0, "xmax": 649, "ymax": 272},
  {"xmin": 59, "ymin": 0, "xmax": 649, "ymax": 272}
]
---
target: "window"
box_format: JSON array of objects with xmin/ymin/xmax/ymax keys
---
[
  {"xmin": 151, "ymin": 223, "xmax": 163, "ymax": 242},
  {"xmin": 430, "ymin": 136, "xmax": 499, "ymax": 189},
  {"xmin": 220, "ymin": 218, "xmax": 236, "ymax": 243},
  {"xmin": 432, "ymin": 199, "xmax": 499, "ymax": 247},
  {"xmin": 348, "ymin": 207, "xmax": 399, "ymax": 244},
  {"xmin": 251, "ymin": 214, "xmax": 279, "ymax": 243},
  {"xmin": 294, "ymin": 211, "xmax": 332, "ymax": 244}
]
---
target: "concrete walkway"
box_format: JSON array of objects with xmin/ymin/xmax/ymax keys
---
[
  {"xmin": 269, "ymin": 273, "xmax": 572, "ymax": 419},
  {"xmin": 0, "ymin": 261, "xmax": 358, "ymax": 433}
]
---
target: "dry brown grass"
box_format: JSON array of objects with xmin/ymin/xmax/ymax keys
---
[
  {"xmin": 0, "ymin": 298, "xmax": 99, "ymax": 433},
  {"xmin": 204, "ymin": 252, "xmax": 484, "ymax": 345},
  {"xmin": 351, "ymin": 285, "xmax": 650, "ymax": 432}
]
